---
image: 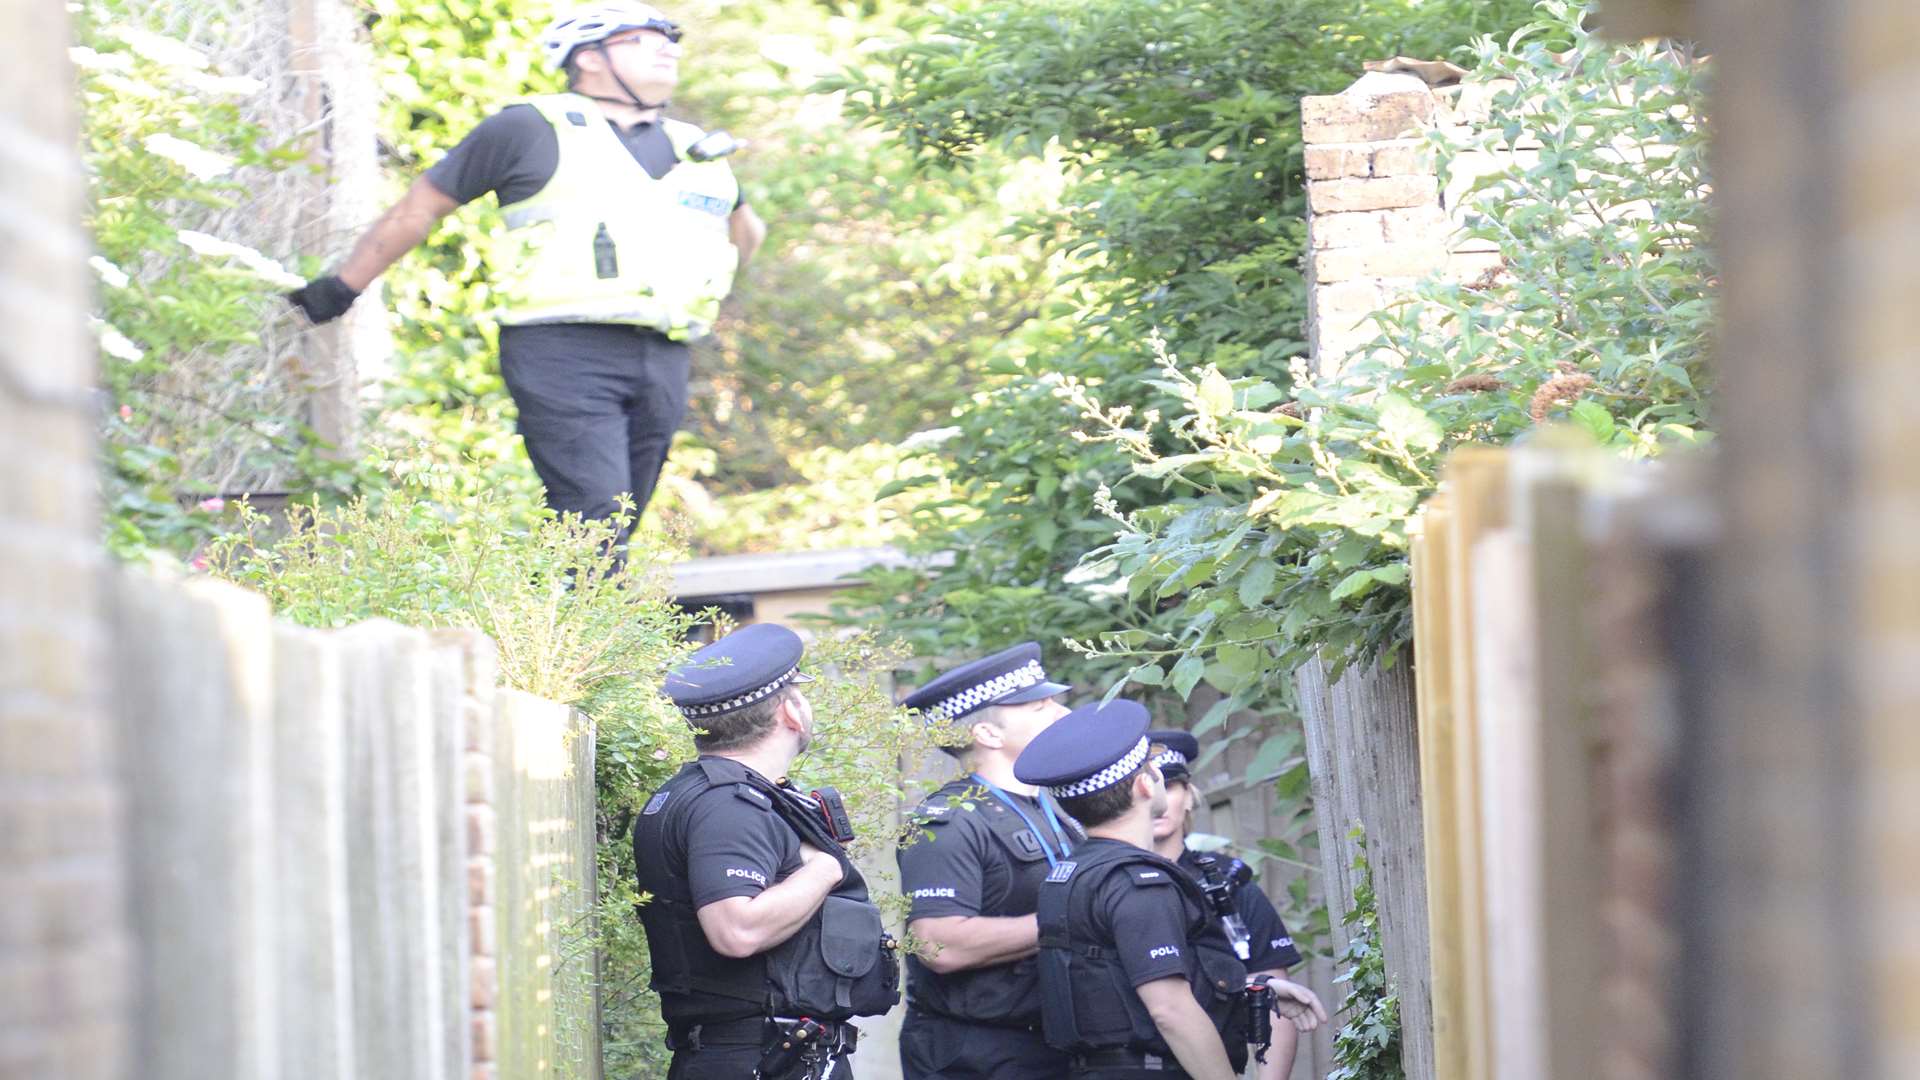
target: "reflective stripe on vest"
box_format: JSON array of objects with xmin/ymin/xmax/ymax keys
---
[{"xmin": 494, "ymin": 94, "xmax": 740, "ymax": 340}]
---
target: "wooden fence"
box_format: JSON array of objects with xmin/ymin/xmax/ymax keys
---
[
  {"xmin": 109, "ymin": 570, "xmax": 601, "ymax": 1080},
  {"xmin": 1409, "ymin": 436, "xmax": 1692, "ymax": 1080}
]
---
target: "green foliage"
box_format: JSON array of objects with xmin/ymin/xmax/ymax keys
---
[
  {"xmin": 834, "ymin": 0, "xmax": 1540, "ymax": 702},
  {"xmin": 1329, "ymin": 832, "xmax": 1403, "ymax": 1080},
  {"xmin": 1063, "ymin": 3, "xmax": 1712, "ymax": 694},
  {"xmin": 75, "ymin": 1, "xmax": 347, "ymax": 558}
]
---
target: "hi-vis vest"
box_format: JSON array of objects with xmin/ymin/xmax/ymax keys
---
[{"xmin": 494, "ymin": 94, "xmax": 740, "ymax": 340}]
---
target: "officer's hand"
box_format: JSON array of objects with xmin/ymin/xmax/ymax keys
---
[
  {"xmin": 288, "ymin": 274, "xmax": 361, "ymax": 324},
  {"xmin": 799, "ymin": 841, "xmax": 846, "ymax": 885},
  {"xmin": 1263, "ymin": 977, "xmax": 1330, "ymax": 1033}
]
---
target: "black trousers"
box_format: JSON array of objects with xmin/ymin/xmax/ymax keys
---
[
  {"xmin": 498, "ymin": 322, "xmax": 690, "ymax": 531},
  {"xmin": 899, "ymin": 1009, "xmax": 1070, "ymax": 1080}
]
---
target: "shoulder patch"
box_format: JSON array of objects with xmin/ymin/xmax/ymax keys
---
[
  {"xmin": 1046, "ymin": 860, "xmax": 1078, "ymax": 883},
  {"xmin": 642, "ymin": 790, "xmax": 672, "ymax": 816},
  {"xmin": 732, "ymin": 785, "xmax": 772, "ymax": 809},
  {"xmin": 911, "ymin": 799, "xmax": 955, "ymax": 828},
  {"xmin": 1128, "ymin": 865, "xmax": 1175, "ymax": 887}
]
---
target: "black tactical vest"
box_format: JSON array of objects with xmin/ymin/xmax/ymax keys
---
[
  {"xmin": 903, "ymin": 779, "xmax": 1081, "ymax": 1025},
  {"xmin": 632, "ymin": 757, "xmax": 900, "ymax": 1027},
  {"xmin": 1035, "ymin": 838, "xmax": 1250, "ymax": 1070}
]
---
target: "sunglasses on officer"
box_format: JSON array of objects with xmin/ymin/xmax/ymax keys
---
[{"xmin": 605, "ymin": 19, "xmax": 684, "ymax": 46}]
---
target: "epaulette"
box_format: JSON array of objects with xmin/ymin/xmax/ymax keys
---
[
  {"xmin": 1127, "ymin": 864, "xmax": 1175, "ymax": 887},
  {"xmin": 732, "ymin": 784, "xmax": 772, "ymax": 810}
]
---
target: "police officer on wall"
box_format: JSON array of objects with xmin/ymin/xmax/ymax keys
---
[
  {"xmin": 1148, "ymin": 730, "xmax": 1319, "ymax": 1080},
  {"xmin": 894, "ymin": 643, "xmax": 1079, "ymax": 1079},
  {"xmin": 289, "ymin": 2, "xmax": 765, "ymax": 534},
  {"xmin": 1015, "ymin": 700, "xmax": 1327, "ymax": 1080},
  {"xmin": 634, "ymin": 623, "xmax": 899, "ymax": 1079}
]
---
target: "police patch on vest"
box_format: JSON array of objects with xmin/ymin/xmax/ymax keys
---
[
  {"xmin": 1046, "ymin": 860, "xmax": 1078, "ymax": 883},
  {"xmin": 678, "ymin": 190, "xmax": 733, "ymax": 216},
  {"xmin": 642, "ymin": 789, "xmax": 672, "ymax": 815}
]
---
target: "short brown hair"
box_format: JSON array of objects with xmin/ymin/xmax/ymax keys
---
[
  {"xmin": 692, "ymin": 686, "xmax": 793, "ymax": 753},
  {"xmin": 1057, "ymin": 764, "xmax": 1145, "ymax": 828}
]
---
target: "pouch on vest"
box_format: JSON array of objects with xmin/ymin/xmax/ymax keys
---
[
  {"xmin": 1037, "ymin": 941, "xmax": 1080, "ymax": 1046},
  {"xmin": 767, "ymin": 894, "xmax": 900, "ymax": 1020}
]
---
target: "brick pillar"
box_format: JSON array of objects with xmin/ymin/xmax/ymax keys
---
[
  {"xmin": 1302, "ymin": 72, "xmax": 1513, "ymax": 376},
  {"xmin": 0, "ymin": 4, "xmax": 131, "ymax": 1079}
]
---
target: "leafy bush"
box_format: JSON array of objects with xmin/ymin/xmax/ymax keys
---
[
  {"xmin": 833, "ymin": 0, "xmax": 1540, "ymax": 705},
  {"xmin": 1063, "ymin": 2, "xmax": 1712, "ymax": 693}
]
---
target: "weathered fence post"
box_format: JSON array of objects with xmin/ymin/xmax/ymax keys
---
[
  {"xmin": 272, "ymin": 625, "xmax": 355, "ymax": 1080},
  {"xmin": 111, "ymin": 575, "xmax": 281, "ymax": 1080},
  {"xmin": 337, "ymin": 620, "xmax": 452, "ymax": 1080}
]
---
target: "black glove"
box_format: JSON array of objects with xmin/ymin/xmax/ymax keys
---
[{"xmin": 288, "ymin": 274, "xmax": 361, "ymax": 324}]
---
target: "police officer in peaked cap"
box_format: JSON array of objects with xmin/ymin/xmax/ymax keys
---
[
  {"xmin": 894, "ymin": 643, "xmax": 1081, "ymax": 1079},
  {"xmin": 1016, "ymin": 701, "xmax": 1327, "ymax": 1080},
  {"xmin": 1148, "ymin": 729, "xmax": 1321, "ymax": 1080},
  {"xmin": 632, "ymin": 623, "xmax": 900, "ymax": 1079}
]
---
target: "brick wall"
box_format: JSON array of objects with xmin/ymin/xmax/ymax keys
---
[{"xmin": 0, "ymin": 5, "xmax": 132, "ymax": 1079}]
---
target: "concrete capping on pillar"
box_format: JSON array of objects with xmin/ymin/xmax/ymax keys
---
[{"xmin": 111, "ymin": 573, "xmax": 280, "ymax": 1080}]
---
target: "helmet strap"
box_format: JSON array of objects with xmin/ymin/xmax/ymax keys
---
[{"xmin": 587, "ymin": 42, "xmax": 670, "ymax": 113}]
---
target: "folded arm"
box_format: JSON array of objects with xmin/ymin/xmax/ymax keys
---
[
  {"xmin": 696, "ymin": 845, "xmax": 842, "ymax": 959},
  {"xmin": 907, "ymin": 913, "xmax": 1038, "ymax": 974}
]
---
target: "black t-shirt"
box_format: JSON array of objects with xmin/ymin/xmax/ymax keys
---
[
  {"xmin": 1178, "ymin": 849, "xmax": 1303, "ymax": 971},
  {"xmin": 897, "ymin": 779, "xmax": 1081, "ymax": 922},
  {"xmin": 678, "ymin": 782, "xmax": 805, "ymax": 907},
  {"xmin": 1080, "ymin": 840, "xmax": 1205, "ymax": 988},
  {"xmin": 422, "ymin": 103, "xmax": 741, "ymax": 209}
]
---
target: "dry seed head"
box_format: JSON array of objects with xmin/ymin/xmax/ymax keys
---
[
  {"xmin": 1530, "ymin": 372, "xmax": 1596, "ymax": 423},
  {"xmin": 1445, "ymin": 374, "xmax": 1506, "ymax": 394}
]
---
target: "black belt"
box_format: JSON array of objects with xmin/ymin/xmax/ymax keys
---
[
  {"xmin": 666, "ymin": 1016, "xmax": 768, "ymax": 1050},
  {"xmin": 1072, "ymin": 1048, "xmax": 1187, "ymax": 1074},
  {"xmin": 668, "ymin": 1017, "xmax": 861, "ymax": 1054}
]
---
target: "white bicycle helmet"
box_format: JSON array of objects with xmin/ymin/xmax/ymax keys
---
[{"xmin": 541, "ymin": 2, "xmax": 680, "ymax": 70}]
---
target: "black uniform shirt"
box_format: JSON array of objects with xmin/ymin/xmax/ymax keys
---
[
  {"xmin": 423, "ymin": 103, "xmax": 743, "ymax": 209},
  {"xmin": 633, "ymin": 766, "xmax": 804, "ymax": 911},
  {"xmin": 1178, "ymin": 849, "xmax": 1305, "ymax": 972},
  {"xmin": 1080, "ymin": 839, "xmax": 1207, "ymax": 988},
  {"xmin": 898, "ymin": 780, "xmax": 1080, "ymax": 921}
]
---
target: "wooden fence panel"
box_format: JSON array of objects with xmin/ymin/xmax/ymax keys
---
[
  {"xmin": 494, "ymin": 692, "xmax": 602, "ymax": 1080},
  {"xmin": 1297, "ymin": 650, "xmax": 1430, "ymax": 1080}
]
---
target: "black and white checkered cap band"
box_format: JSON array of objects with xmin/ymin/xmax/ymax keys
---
[
  {"xmin": 1050, "ymin": 736, "xmax": 1152, "ymax": 800},
  {"xmin": 924, "ymin": 659, "xmax": 1047, "ymax": 722},
  {"xmin": 678, "ymin": 666, "xmax": 799, "ymax": 720},
  {"xmin": 1152, "ymin": 748, "xmax": 1188, "ymax": 771}
]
